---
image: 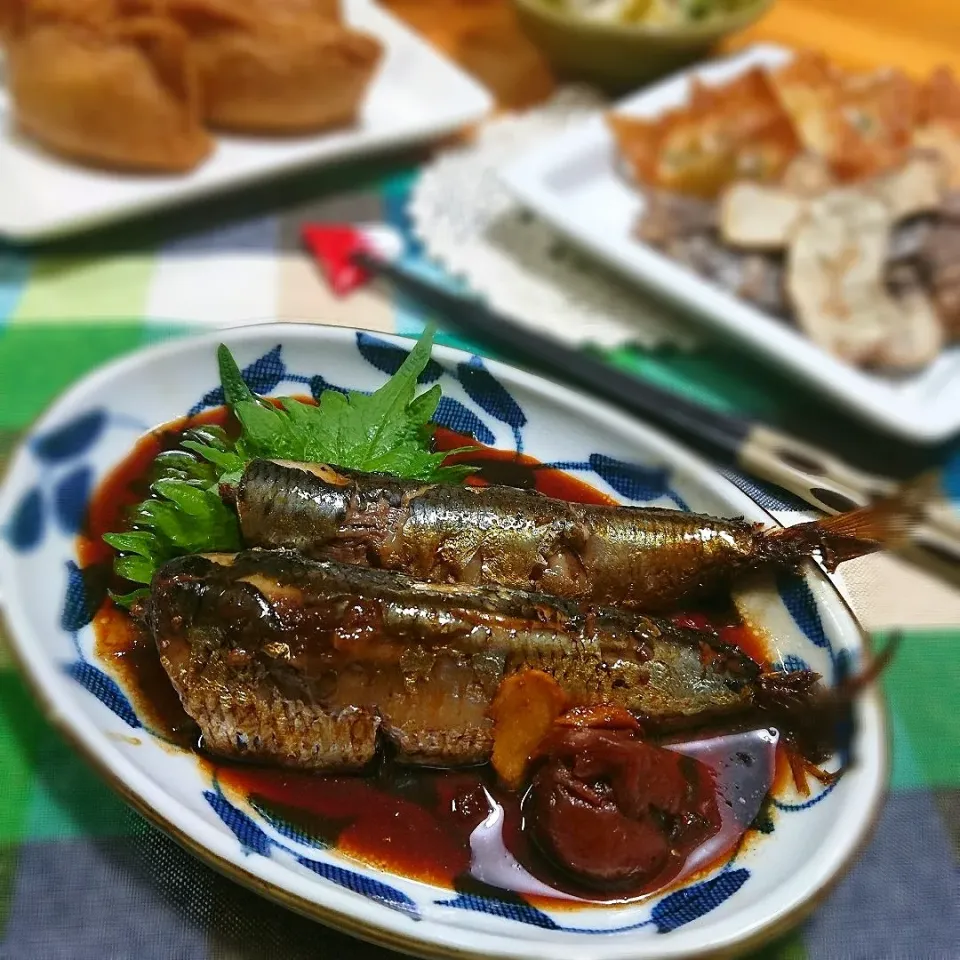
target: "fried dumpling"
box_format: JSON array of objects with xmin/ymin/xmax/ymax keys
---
[
  {"xmin": 3, "ymin": 4, "xmax": 212, "ymax": 172},
  {"xmin": 137, "ymin": 0, "xmax": 383, "ymax": 133}
]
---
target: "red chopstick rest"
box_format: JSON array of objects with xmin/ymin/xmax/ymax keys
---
[{"xmin": 301, "ymin": 224, "xmax": 375, "ymax": 296}]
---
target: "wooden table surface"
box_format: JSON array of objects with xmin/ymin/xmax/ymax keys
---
[
  {"xmin": 727, "ymin": 0, "xmax": 960, "ymax": 76},
  {"xmin": 383, "ymin": 0, "xmax": 960, "ymax": 109}
]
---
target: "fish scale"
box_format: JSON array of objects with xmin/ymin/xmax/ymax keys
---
[{"xmin": 146, "ymin": 550, "xmax": 772, "ymax": 772}]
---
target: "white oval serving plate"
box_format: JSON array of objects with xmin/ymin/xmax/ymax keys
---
[{"xmin": 0, "ymin": 323, "xmax": 887, "ymax": 960}]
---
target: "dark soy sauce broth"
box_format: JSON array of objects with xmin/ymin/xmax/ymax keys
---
[{"xmin": 81, "ymin": 409, "xmax": 782, "ymax": 905}]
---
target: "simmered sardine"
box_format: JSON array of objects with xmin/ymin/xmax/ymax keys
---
[
  {"xmin": 235, "ymin": 459, "xmax": 905, "ymax": 612},
  {"xmin": 146, "ymin": 550, "xmax": 791, "ymax": 772}
]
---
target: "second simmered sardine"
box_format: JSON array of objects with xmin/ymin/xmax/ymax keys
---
[{"xmin": 146, "ymin": 549, "xmax": 794, "ymax": 772}]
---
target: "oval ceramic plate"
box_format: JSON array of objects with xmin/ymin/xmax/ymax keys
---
[{"xmin": 0, "ymin": 324, "xmax": 887, "ymax": 960}]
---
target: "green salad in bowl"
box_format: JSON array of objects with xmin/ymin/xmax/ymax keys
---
[
  {"xmin": 556, "ymin": 0, "xmax": 760, "ymax": 26},
  {"xmin": 512, "ymin": 0, "xmax": 774, "ymax": 91}
]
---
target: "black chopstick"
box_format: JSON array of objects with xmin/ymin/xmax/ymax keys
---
[
  {"xmin": 352, "ymin": 251, "xmax": 960, "ymax": 569},
  {"xmin": 353, "ymin": 251, "xmax": 751, "ymax": 466}
]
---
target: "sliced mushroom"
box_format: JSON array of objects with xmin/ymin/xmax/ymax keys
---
[
  {"xmin": 780, "ymin": 153, "xmax": 836, "ymax": 196},
  {"xmin": 720, "ymin": 182, "xmax": 806, "ymax": 249},
  {"xmin": 913, "ymin": 123, "xmax": 960, "ymax": 190},
  {"xmin": 718, "ymin": 155, "xmax": 941, "ymax": 253},
  {"xmin": 636, "ymin": 189, "xmax": 717, "ymax": 247},
  {"xmin": 805, "ymin": 190, "xmax": 891, "ymax": 286},
  {"xmin": 787, "ymin": 193, "xmax": 886, "ymax": 357},
  {"xmin": 787, "ymin": 189, "xmax": 944, "ymax": 370},
  {"xmin": 868, "ymin": 155, "xmax": 946, "ymax": 220},
  {"xmin": 786, "ymin": 199, "xmax": 889, "ymax": 363},
  {"xmin": 693, "ymin": 140, "xmax": 953, "ymax": 371},
  {"xmin": 878, "ymin": 287, "xmax": 945, "ymax": 369}
]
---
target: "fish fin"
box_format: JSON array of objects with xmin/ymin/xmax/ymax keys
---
[
  {"xmin": 757, "ymin": 632, "xmax": 900, "ymax": 765},
  {"xmin": 756, "ymin": 632, "xmax": 900, "ymax": 713},
  {"xmin": 769, "ymin": 473, "xmax": 937, "ymax": 571}
]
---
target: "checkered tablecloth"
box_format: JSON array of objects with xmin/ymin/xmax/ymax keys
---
[{"xmin": 0, "ymin": 159, "xmax": 957, "ymax": 960}]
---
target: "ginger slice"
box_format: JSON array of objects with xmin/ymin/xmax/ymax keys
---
[{"xmin": 489, "ymin": 670, "xmax": 569, "ymax": 790}]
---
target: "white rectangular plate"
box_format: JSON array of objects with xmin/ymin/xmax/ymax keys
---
[
  {"xmin": 501, "ymin": 44, "xmax": 960, "ymax": 442},
  {"xmin": 0, "ymin": 0, "xmax": 492, "ymax": 242}
]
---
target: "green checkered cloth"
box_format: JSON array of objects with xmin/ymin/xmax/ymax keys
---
[{"xmin": 0, "ymin": 163, "xmax": 957, "ymax": 960}]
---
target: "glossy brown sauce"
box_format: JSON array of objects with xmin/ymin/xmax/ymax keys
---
[
  {"xmin": 435, "ymin": 427, "xmax": 619, "ymax": 505},
  {"xmin": 85, "ymin": 410, "xmax": 783, "ymax": 904},
  {"xmin": 94, "ymin": 605, "xmax": 198, "ymax": 748},
  {"xmin": 213, "ymin": 726, "xmax": 776, "ymax": 908}
]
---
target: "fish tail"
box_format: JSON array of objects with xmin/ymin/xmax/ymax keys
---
[{"xmin": 764, "ymin": 473, "xmax": 937, "ymax": 571}]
